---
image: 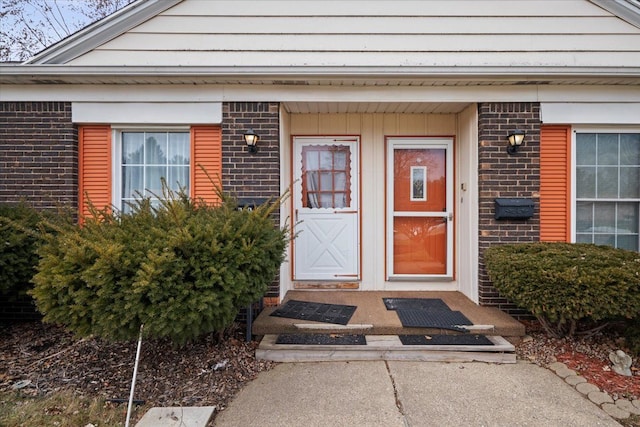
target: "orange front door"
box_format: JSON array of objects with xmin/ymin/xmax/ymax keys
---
[{"xmin": 387, "ymin": 138, "xmax": 453, "ymax": 279}]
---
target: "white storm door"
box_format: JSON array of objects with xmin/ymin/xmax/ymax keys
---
[{"xmin": 293, "ymin": 137, "xmax": 360, "ymax": 281}]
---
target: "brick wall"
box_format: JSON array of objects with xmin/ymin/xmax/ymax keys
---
[
  {"xmin": 222, "ymin": 102, "xmax": 281, "ymax": 298},
  {"xmin": 0, "ymin": 102, "xmax": 77, "ymax": 211},
  {"xmin": 0, "ymin": 102, "xmax": 77, "ymax": 321},
  {"xmin": 477, "ymin": 102, "xmax": 541, "ymax": 317}
]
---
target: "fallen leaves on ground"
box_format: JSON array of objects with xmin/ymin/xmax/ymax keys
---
[
  {"xmin": 0, "ymin": 322, "xmax": 274, "ymax": 424},
  {"xmin": 516, "ymin": 321, "xmax": 639, "ymax": 401}
]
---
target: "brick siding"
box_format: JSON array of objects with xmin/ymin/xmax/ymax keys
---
[
  {"xmin": 477, "ymin": 102, "xmax": 541, "ymax": 317},
  {"xmin": 0, "ymin": 102, "xmax": 77, "ymax": 211},
  {"xmin": 222, "ymin": 102, "xmax": 281, "ymax": 298},
  {"xmin": 0, "ymin": 102, "xmax": 77, "ymax": 321}
]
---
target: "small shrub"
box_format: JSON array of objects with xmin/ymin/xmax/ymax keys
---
[
  {"xmin": 31, "ymin": 189, "xmax": 288, "ymax": 345},
  {"xmin": 484, "ymin": 242, "xmax": 640, "ymax": 337},
  {"xmin": 0, "ymin": 203, "xmax": 46, "ymax": 298}
]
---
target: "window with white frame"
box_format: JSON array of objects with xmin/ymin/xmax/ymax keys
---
[
  {"xmin": 575, "ymin": 131, "xmax": 640, "ymax": 251},
  {"xmin": 118, "ymin": 130, "xmax": 191, "ymax": 212}
]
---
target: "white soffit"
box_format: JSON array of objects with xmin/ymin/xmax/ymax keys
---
[
  {"xmin": 282, "ymin": 102, "xmax": 471, "ymax": 114},
  {"xmin": 72, "ymin": 102, "xmax": 222, "ymax": 124},
  {"xmin": 540, "ymin": 102, "xmax": 640, "ymax": 124}
]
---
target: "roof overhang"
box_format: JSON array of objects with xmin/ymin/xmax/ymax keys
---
[
  {"xmin": 590, "ymin": 0, "xmax": 640, "ymax": 29},
  {"xmin": 26, "ymin": 0, "xmax": 183, "ymax": 65},
  {"xmin": 2, "ymin": 65, "xmax": 640, "ymax": 86}
]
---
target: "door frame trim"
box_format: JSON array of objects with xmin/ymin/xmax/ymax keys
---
[{"xmin": 385, "ymin": 136, "xmax": 455, "ymax": 280}]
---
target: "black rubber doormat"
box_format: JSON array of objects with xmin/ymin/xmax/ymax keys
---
[
  {"xmin": 399, "ymin": 334, "xmax": 494, "ymax": 346},
  {"xmin": 269, "ymin": 300, "xmax": 357, "ymax": 325},
  {"xmin": 383, "ymin": 298, "xmax": 450, "ymax": 312},
  {"xmin": 396, "ymin": 309, "xmax": 472, "ymax": 332},
  {"xmin": 275, "ymin": 333, "xmax": 366, "ymax": 345}
]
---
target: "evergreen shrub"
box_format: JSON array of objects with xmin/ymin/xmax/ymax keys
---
[
  {"xmin": 31, "ymin": 189, "xmax": 288, "ymax": 344},
  {"xmin": 0, "ymin": 203, "xmax": 45, "ymax": 297},
  {"xmin": 484, "ymin": 242, "xmax": 640, "ymax": 337}
]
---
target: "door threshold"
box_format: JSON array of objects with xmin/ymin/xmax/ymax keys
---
[{"xmin": 294, "ymin": 282, "xmax": 359, "ymax": 290}]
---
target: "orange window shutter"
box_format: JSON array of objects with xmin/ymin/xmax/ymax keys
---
[
  {"xmin": 191, "ymin": 126, "xmax": 222, "ymax": 204},
  {"xmin": 540, "ymin": 125, "xmax": 571, "ymax": 242},
  {"xmin": 78, "ymin": 125, "xmax": 112, "ymax": 219}
]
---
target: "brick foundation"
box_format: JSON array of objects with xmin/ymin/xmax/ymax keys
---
[{"xmin": 477, "ymin": 102, "xmax": 541, "ymax": 317}]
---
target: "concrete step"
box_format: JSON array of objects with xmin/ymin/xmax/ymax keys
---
[
  {"xmin": 256, "ymin": 334, "xmax": 516, "ymax": 364},
  {"xmin": 135, "ymin": 406, "xmax": 215, "ymax": 427}
]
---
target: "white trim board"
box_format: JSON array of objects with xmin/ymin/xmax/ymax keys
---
[
  {"xmin": 5, "ymin": 84, "xmax": 640, "ymax": 104},
  {"xmin": 541, "ymin": 102, "xmax": 640, "ymax": 125},
  {"xmin": 72, "ymin": 102, "xmax": 222, "ymax": 124}
]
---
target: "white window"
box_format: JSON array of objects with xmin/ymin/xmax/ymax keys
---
[
  {"xmin": 574, "ymin": 131, "xmax": 640, "ymax": 251},
  {"xmin": 115, "ymin": 129, "xmax": 191, "ymax": 212}
]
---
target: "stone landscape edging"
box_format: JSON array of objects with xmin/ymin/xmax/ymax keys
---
[{"xmin": 547, "ymin": 361, "xmax": 640, "ymax": 420}]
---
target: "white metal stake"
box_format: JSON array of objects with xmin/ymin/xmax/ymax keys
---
[{"xmin": 125, "ymin": 324, "xmax": 144, "ymax": 427}]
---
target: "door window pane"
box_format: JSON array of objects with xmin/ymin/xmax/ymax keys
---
[{"xmin": 302, "ymin": 145, "xmax": 351, "ymax": 209}]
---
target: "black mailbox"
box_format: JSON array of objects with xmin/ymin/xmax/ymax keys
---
[
  {"xmin": 237, "ymin": 198, "xmax": 268, "ymax": 211},
  {"xmin": 494, "ymin": 198, "xmax": 535, "ymax": 220}
]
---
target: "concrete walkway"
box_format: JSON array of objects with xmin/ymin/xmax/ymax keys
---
[{"xmin": 214, "ymin": 361, "xmax": 621, "ymax": 427}]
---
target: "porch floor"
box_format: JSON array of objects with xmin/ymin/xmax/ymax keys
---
[{"xmin": 252, "ymin": 291, "xmax": 525, "ymax": 339}]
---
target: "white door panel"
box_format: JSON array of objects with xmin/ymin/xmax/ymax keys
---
[{"xmin": 293, "ymin": 137, "xmax": 360, "ymax": 281}]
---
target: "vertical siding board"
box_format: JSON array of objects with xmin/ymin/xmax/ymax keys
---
[
  {"xmin": 192, "ymin": 126, "xmax": 222, "ymax": 204},
  {"xmin": 540, "ymin": 125, "xmax": 571, "ymax": 242},
  {"xmin": 78, "ymin": 125, "xmax": 111, "ymax": 218}
]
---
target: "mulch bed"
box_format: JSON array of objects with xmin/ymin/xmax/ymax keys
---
[
  {"xmin": 0, "ymin": 322, "xmax": 274, "ymax": 418},
  {"xmin": 515, "ymin": 321, "xmax": 639, "ymax": 401},
  {"xmin": 1, "ymin": 320, "xmax": 638, "ymax": 425}
]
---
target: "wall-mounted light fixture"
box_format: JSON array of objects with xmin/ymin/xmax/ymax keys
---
[
  {"xmin": 244, "ymin": 128, "xmax": 259, "ymax": 153},
  {"xmin": 507, "ymin": 129, "xmax": 525, "ymax": 154}
]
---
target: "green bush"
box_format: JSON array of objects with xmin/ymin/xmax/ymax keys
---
[
  {"xmin": 31, "ymin": 189, "xmax": 288, "ymax": 344},
  {"xmin": 484, "ymin": 242, "xmax": 640, "ymax": 337},
  {"xmin": 0, "ymin": 203, "xmax": 45, "ymax": 298}
]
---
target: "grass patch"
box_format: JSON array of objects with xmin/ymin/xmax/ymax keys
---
[{"xmin": 0, "ymin": 389, "xmax": 150, "ymax": 427}]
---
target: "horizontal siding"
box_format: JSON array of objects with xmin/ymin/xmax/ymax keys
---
[
  {"xmin": 540, "ymin": 125, "xmax": 571, "ymax": 242},
  {"xmin": 68, "ymin": 0, "xmax": 640, "ymax": 68},
  {"xmin": 71, "ymin": 51, "xmax": 640, "ymax": 67},
  {"xmin": 164, "ymin": 0, "xmax": 612, "ymax": 16},
  {"xmin": 130, "ymin": 16, "xmax": 636, "ymax": 34},
  {"xmin": 102, "ymin": 34, "xmax": 640, "ymax": 52}
]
